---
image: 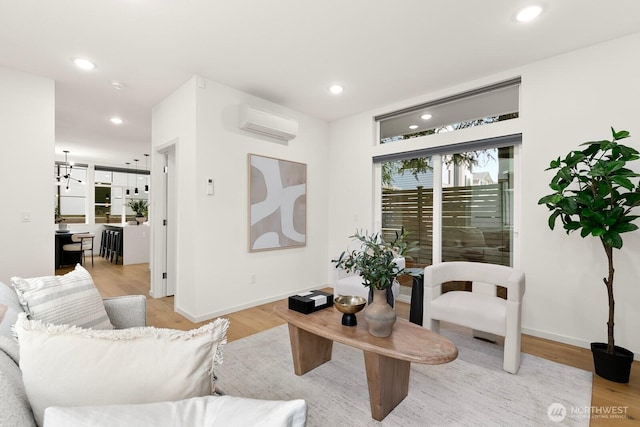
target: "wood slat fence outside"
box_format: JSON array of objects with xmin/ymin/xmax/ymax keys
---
[{"xmin": 382, "ymin": 183, "xmax": 511, "ymax": 269}]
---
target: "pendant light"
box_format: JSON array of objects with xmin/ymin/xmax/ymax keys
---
[
  {"xmin": 133, "ymin": 159, "xmax": 139, "ymax": 195},
  {"xmin": 125, "ymin": 162, "xmax": 131, "ymax": 196},
  {"xmin": 144, "ymin": 154, "xmax": 150, "ymax": 193},
  {"xmin": 57, "ymin": 150, "xmax": 82, "ymax": 191}
]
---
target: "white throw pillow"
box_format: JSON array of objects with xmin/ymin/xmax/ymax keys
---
[
  {"xmin": 11, "ymin": 264, "xmax": 113, "ymax": 330},
  {"xmin": 15, "ymin": 313, "xmax": 229, "ymax": 426},
  {"xmin": 43, "ymin": 395, "xmax": 307, "ymax": 427}
]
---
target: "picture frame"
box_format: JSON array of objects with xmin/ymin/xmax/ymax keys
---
[{"xmin": 248, "ymin": 154, "xmax": 307, "ymax": 251}]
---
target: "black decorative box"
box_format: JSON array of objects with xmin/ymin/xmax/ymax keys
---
[{"xmin": 288, "ymin": 290, "xmax": 334, "ymax": 314}]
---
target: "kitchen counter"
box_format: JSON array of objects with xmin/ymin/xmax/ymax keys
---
[{"xmin": 103, "ymin": 224, "xmax": 150, "ymax": 265}]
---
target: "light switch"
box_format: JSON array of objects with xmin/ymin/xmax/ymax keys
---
[
  {"xmin": 207, "ymin": 178, "xmax": 214, "ymax": 195},
  {"xmin": 21, "ymin": 211, "xmax": 31, "ymax": 222}
]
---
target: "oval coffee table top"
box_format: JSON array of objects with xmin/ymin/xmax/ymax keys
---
[{"xmin": 274, "ymin": 301, "xmax": 457, "ymax": 365}]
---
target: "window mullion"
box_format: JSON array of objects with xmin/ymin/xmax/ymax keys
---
[{"xmin": 432, "ymin": 154, "xmax": 443, "ymax": 265}]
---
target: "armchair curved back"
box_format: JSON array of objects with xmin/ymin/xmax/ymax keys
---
[{"xmin": 423, "ymin": 261, "xmax": 524, "ymax": 302}]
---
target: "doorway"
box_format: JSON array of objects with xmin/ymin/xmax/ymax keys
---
[{"xmin": 151, "ymin": 141, "xmax": 177, "ymax": 297}]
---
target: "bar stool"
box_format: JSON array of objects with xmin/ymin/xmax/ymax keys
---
[
  {"xmin": 100, "ymin": 229, "xmax": 108, "ymax": 257},
  {"xmin": 109, "ymin": 229, "xmax": 122, "ymax": 265},
  {"xmin": 103, "ymin": 230, "xmax": 113, "ymax": 260}
]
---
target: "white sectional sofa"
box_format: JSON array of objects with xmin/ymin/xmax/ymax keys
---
[
  {"xmin": 0, "ymin": 280, "xmax": 306, "ymax": 427},
  {"xmin": 0, "ymin": 281, "xmax": 148, "ymax": 426}
]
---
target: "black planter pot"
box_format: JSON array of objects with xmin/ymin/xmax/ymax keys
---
[{"xmin": 590, "ymin": 342, "xmax": 634, "ymax": 383}]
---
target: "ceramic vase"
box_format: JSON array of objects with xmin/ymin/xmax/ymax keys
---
[{"xmin": 363, "ymin": 288, "xmax": 396, "ymax": 337}]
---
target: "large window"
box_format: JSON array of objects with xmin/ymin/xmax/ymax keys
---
[
  {"xmin": 379, "ymin": 139, "xmax": 517, "ymax": 270},
  {"xmin": 95, "ymin": 168, "xmax": 149, "ymax": 224},
  {"xmin": 54, "ymin": 163, "xmax": 87, "ymax": 224},
  {"xmin": 381, "ymin": 157, "xmax": 434, "ymax": 268},
  {"xmin": 376, "ymin": 79, "xmax": 520, "ymax": 301},
  {"xmin": 441, "ymin": 146, "xmax": 513, "ymax": 267},
  {"xmin": 54, "ymin": 163, "xmax": 149, "ymax": 225}
]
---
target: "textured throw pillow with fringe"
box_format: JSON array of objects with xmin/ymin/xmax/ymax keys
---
[{"xmin": 14, "ymin": 313, "xmax": 229, "ymax": 426}]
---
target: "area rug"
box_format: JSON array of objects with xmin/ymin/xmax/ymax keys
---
[{"xmin": 217, "ymin": 325, "xmax": 592, "ymax": 426}]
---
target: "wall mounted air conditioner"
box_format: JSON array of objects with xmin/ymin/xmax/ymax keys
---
[{"xmin": 239, "ymin": 104, "xmax": 298, "ymax": 141}]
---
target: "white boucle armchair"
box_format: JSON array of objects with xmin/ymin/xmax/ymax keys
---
[{"xmin": 423, "ymin": 261, "xmax": 525, "ymax": 374}]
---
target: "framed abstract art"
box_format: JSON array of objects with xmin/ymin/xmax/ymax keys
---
[{"xmin": 248, "ymin": 154, "xmax": 307, "ymax": 251}]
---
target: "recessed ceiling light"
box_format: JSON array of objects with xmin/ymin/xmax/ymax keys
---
[
  {"xmin": 111, "ymin": 81, "xmax": 126, "ymax": 90},
  {"xmin": 110, "ymin": 117, "xmax": 123, "ymax": 125},
  {"xmin": 329, "ymin": 84, "xmax": 344, "ymax": 95},
  {"xmin": 72, "ymin": 58, "xmax": 96, "ymax": 70},
  {"xmin": 516, "ymin": 5, "xmax": 542, "ymax": 22},
  {"xmin": 409, "ymin": 125, "xmax": 419, "ymax": 130},
  {"xmin": 420, "ymin": 113, "xmax": 433, "ymax": 120}
]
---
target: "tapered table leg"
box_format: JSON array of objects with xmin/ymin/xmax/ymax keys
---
[
  {"xmin": 363, "ymin": 351, "xmax": 411, "ymax": 421},
  {"xmin": 287, "ymin": 324, "xmax": 333, "ymax": 376},
  {"xmin": 275, "ymin": 302, "xmax": 457, "ymax": 422}
]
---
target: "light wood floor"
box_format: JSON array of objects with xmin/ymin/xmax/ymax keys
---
[{"xmin": 60, "ymin": 257, "xmax": 639, "ymax": 425}]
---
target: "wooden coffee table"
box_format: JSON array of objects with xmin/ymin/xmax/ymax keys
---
[{"xmin": 274, "ymin": 301, "xmax": 458, "ymax": 421}]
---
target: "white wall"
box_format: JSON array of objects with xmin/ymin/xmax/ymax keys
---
[
  {"xmin": 0, "ymin": 67, "xmax": 54, "ymax": 283},
  {"xmin": 152, "ymin": 76, "xmax": 329, "ymax": 321},
  {"xmin": 521, "ymin": 32, "xmax": 640, "ymax": 357},
  {"xmin": 328, "ymin": 32, "xmax": 640, "ymax": 359},
  {"xmin": 151, "ymin": 77, "xmax": 198, "ymax": 313}
]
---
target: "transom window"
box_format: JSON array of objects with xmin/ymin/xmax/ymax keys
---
[{"xmin": 377, "ymin": 78, "xmax": 520, "ymax": 144}]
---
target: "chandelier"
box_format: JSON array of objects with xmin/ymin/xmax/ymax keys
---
[{"xmin": 56, "ymin": 150, "xmax": 82, "ymax": 191}]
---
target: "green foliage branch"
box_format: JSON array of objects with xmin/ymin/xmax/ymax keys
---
[
  {"xmin": 332, "ymin": 228, "xmax": 418, "ymax": 290},
  {"xmin": 381, "ymin": 152, "xmax": 494, "ymax": 187}
]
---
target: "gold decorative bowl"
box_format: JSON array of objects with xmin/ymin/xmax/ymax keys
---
[{"xmin": 334, "ymin": 295, "xmax": 367, "ymax": 326}]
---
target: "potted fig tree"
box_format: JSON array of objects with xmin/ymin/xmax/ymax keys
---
[{"xmin": 538, "ymin": 127, "xmax": 639, "ymax": 383}]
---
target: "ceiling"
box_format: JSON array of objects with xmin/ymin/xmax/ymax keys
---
[{"xmin": 1, "ymin": 1, "xmax": 640, "ymax": 167}]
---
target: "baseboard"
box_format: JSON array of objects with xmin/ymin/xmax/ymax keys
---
[
  {"xmin": 176, "ymin": 285, "xmax": 323, "ymax": 323},
  {"xmin": 521, "ymin": 327, "xmax": 640, "ymax": 361},
  {"xmin": 522, "ymin": 327, "xmax": 589, "ymax": 349}
]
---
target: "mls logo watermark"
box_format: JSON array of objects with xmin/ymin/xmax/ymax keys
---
[
  {"xmin": 547, "ymin": 403, "xmax": 628, "ymax": 422},
  {"xmin": 547, "ymin": 403, "xmax": 566, "ymax": 422}
]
